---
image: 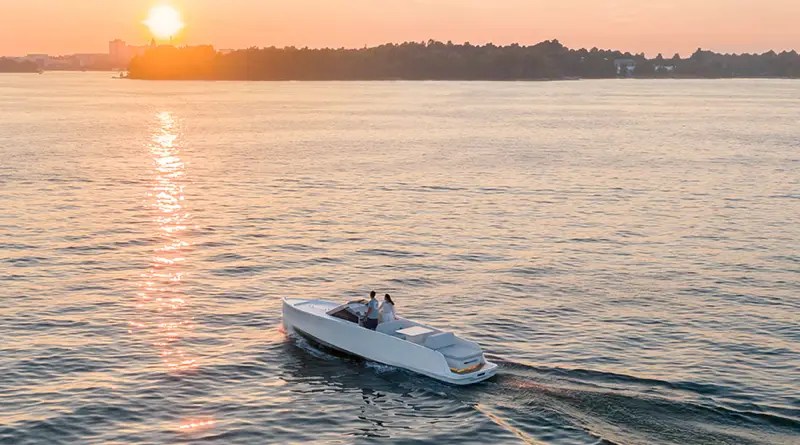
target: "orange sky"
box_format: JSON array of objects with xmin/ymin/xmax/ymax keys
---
[{"xmin": 2, "ymin": 0, "xmax": 799, "ymax": 56}]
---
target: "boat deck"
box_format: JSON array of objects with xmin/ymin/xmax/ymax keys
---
[{"xmin": 286, "ymin": 299, "xmax": 339, "ymax": 315}]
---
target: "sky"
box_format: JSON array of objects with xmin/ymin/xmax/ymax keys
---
[{"xmin": 2, "ymin": 0, "xmax": 799, "ymax": 57}]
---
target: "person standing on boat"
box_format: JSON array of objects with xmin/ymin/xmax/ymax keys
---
[
  {"xmin": 379, "ymin": 294, "xmax": 397, "ymax": 323},
  {"xmin": 364, "ymin": 290, "xmax": 379, "ymax": 330}
]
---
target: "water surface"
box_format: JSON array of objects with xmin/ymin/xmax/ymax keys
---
[{"xmin": 1, "ymin": 73, "xmax": 798, "ymax": 444}]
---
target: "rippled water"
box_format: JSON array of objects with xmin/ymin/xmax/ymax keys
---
[{"xmin": 1, "ymin": 73, "xmax": 798, "ymax": 444}]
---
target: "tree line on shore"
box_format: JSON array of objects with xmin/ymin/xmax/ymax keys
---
[
  {"xmin": 128, "ymin": 40, "xmax": 800, "ymax": 80},
  {"xmin": 0, "ymin": 58, "xmax": 40, "ymax": 73}
]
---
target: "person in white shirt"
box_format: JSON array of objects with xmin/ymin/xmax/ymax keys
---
[
  {"xmin": 364, "ymin": 290, "xmax": 379, "ymax": 330},
  {"xmin": 379, "ymin": 294, "xmax": 397, "ymax": 324}
]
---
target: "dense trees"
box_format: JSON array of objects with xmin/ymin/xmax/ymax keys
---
[
  {"xmin": 0, "ymin": 58, "xmax": 39, "ymax": 73},
  {"xmin": 674, "ymin": 48, "xmax": 800, "ymax": 77},
  {"xmin": 128, "ymin": 40, "xmax": 800, "ymax": 80}
]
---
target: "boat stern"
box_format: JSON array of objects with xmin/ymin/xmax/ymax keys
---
[{"xmin": 441, "ymin": 360, "xmax": 498, "ymax": 385}]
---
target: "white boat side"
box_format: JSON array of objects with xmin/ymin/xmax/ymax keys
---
[{"xmin": 282, "ymin": 297, "xmax": 498, "ymax": 385}]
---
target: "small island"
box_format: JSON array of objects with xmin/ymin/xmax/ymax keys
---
[{"xmin": 128, "ymin": 40, "xmax": 800, "ymax": 81}]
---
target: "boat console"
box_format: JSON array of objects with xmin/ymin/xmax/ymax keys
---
[{"xmin": 327, "ymin": 302, "xmax": 367, "ymax": 323}]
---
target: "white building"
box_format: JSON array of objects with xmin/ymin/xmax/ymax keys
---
[
  {"xmin": 654, "ymin": 64, "xmax": 676, "ymax": 73},
  {"xmin": 614, "ymin": 58, "xmax": 636, "ymax": 76}
]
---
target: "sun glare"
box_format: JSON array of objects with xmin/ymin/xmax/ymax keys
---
[{"xmin": 144, "ymin": 5, "xmax": 184, "ymax": 40}]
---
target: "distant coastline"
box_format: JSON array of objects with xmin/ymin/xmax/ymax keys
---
[{"xmin": 126, "ymin": 40, "xmax": 800, "ymax": 81}]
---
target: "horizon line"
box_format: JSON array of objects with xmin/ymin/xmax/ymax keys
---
[{"xmin": 5, "ymin": 38, "xmax": 800, "ymax": 59}]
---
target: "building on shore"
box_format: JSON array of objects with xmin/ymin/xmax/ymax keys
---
[
  {"xmin": 14, "ymin": 51, "xmax": 111, "ymax": 70},
  {"xmin": 20, "ymin": 54, "xmax": 50, "ymax": 68},
  {"xmin": 109, "ymin": 39, "xmax": 156, "ymax": 69},
  {"xmin": 72, "ymin": 53, "xmax": 109, "ymax": 69},
  {"xmin": 614, "ymin": 58, "xmax": 636, "ymax": 77},
  {"xmin": 654, "ymin": 64, "xmax": 676, "ymax": 73}
]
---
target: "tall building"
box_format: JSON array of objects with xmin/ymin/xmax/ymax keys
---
[
  {"xmin": 108, "ymin": 39, "xmax": 152, "ymax": 69},
  {"xmin": 109, "ymin": 39, "xmax": 127, "ymax": 67}
]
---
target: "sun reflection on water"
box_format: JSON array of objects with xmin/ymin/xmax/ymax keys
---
[
  {"xmin": 177, "ymin": 418, "xmax": 216, "ymax": 431},
  {"xmin": 131, "ymin": 111, "xmax": 199, "ymax": 373}
]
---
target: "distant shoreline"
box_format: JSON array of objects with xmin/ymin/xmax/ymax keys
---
[
  {"xmin": 122, "ymin": 76, "xmax": 800, "ymax": 81},
  {"xmin": 3, "ymin": 71, "xmax": 798, "ymax": 82},
  {"xmin": 126, "ymin": 40, "xmax": 800, "ymax": 81},
  {"xmin": 121, "ymin": 75, "xmax": 800, "ymax": 82}
]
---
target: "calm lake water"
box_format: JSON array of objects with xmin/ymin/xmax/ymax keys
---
[{"xmin": 0, "ymin": 72, "xmax": 798, "ymax": 444}]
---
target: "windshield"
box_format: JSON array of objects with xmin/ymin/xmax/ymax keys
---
[{"xmin": 329, "ymin": 307, "xmax": 359, "ymax": 323}]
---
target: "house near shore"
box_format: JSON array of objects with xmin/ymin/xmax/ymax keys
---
[
  {"xmin": 614, "ymin": 58, "xmax": 636, "ymax": 77},
  {"xmin": 654, "ymin": 64, "xmax": 676, "ymax": 73}
]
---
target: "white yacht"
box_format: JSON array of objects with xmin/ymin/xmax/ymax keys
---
[{"xmin": 282, "ymin": 298, "xmax": 498, "ymax": 385}]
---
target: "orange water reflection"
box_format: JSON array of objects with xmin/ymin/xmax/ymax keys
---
[{"xmin": 131, "ymin": 111, "xmax": 198, "ymax": 373}]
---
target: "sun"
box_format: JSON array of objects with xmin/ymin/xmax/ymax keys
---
[{"xmin": 144, "ymin": 5, "xmax": 184, "ymax": 40}]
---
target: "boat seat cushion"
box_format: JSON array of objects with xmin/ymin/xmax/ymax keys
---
[
  {"xmin": 438, "ymin": 343, "xmax": 481, "ymax": 360},
  {"xmin": 376, "ymin": 319, "xmax": 412, "ymax": 335},
  {"xmin": 424, "ymin": 332, "xmax": 456, "ymax": 350}
]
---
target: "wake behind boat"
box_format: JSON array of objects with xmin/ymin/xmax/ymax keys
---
[{"xmin": 282, "ymin": 298, "xmax": 498, "ymax": 385}]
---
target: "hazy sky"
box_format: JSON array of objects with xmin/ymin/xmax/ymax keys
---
[{"xmin": 2, "ymin": 0, "xmax": 799, "ymax": 56}]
